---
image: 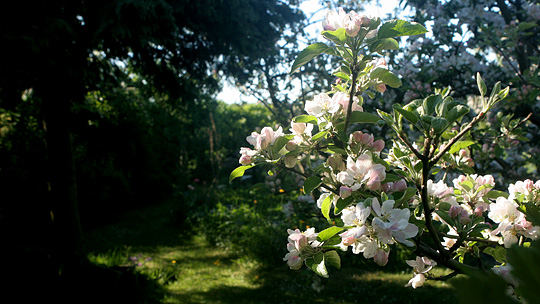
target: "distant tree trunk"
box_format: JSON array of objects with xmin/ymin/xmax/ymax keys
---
[{"xmin": 38, "ymin": 69, "xmax": 86, "ymax": 274}]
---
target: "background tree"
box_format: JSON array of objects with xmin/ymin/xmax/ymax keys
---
[{"xmin": 0, "ymin": 0, "xmax": 306, "ymax": 297}]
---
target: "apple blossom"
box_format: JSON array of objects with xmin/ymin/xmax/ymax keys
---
[
  {"xmin": 405, "ymin": 257, "xmax": 437, "ymax": 288},
  {"xmin": 246, "ymin": 126, "xmax": 283, "ymax": 150},
  {"xmin": 336, "ymin": 154, "xmax": 386, "ymax": 191},
  {"xmin": 305, "ymin": 92, "xmax": 340, "ymax": 118},
  {"xmin": 322, "ymin": 7, "xmax": 348, "ymax": 31},
  {"xmin": 371, "ymin": 198, "xmax": 418, "ymax": 247}
]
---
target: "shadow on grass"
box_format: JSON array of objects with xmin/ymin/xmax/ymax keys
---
[
  {"xmin": 78, "ymin": 198, "xmax": 457, "ymax": 304},
  {"xmin": 170, "ymin": 265, "xmax": 457, "ymax": 304}
]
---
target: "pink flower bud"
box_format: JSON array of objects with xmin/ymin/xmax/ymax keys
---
[
  {"xmin": 524, "ymin": 179, "xmax": 534, "ymax": 192},
  {"xmin": 351, "ymin": 131, "xmax": 364, "ymax": 143},
  {"xmin": 382, "ymin": 183, "xmax": 393, "ymax": 193},
  {"xmin": 449, "ymin": 206, "xmax": 463, "ymax": 219},
  {"xmin": 373, "ymin": 249, "xmax": 389, "ymax": 266},
  {"xmin": 239, "ymin": 154, "xmax": 252, "ymax": 165},
  {"xmin": 372, "ymin": 139, "xmax": 385, "ymax": 152},
  {"xmin": 342, "ymin": 236, "xmax": 356, "ymax": 246},
  {"xmin": 376, "ymin": 83, "xmax": 386, "ymax": 93},
  {"xmin": 360, "ymin": 16, "xmax": 370, "ymax": 27},
  {"xmin": 460, "ymin": 211, "xmax": 470, "ymax": 225},
  {"xmin": 393, "ymin": 179, "xmax": 407, "ymax": 192},
  {"xmin": 362, "ymin": 133, "xmax": 374, "ymax": 146},
  {"xmin": 474, "ymin": 205, "xmax": 485, "ymax": 216},
  {"xmin": 340, "ymin": 186, "xmax": 352, "ymax": 198},
  {"xmin": 291, "ymin": 122, "xmax": 307, "ymax": 135}
]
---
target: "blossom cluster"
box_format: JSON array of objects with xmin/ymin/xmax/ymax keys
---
[
  {"xmin": 283, "ymin": 228, "xmax": 319, "ymax": 270},
  {"xmin": 322, "ymin": 7, "xmax": 377, "ymax": 38},
  {"xmin": 231, "ymin": 5, "xmax": 540, "ymax": 294}
]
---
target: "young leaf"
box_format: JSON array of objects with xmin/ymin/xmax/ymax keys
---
[
  {"xmin": 476, "ymin": 72, "xmax": 487, "ymax": 97},
  {"xmin": 423, "ymin": 94, "xmax": 442, "ymax": 116},
  {"xmin": 448, "ymin": 140, "xmax": 475, "ymax": 154},
  {"xmin": 324, "ymin": 145, "xmax": 347, "ymax": 155},
  {"xmin": 290, "ymin": 43, "xmax": 330, "ymax": 74},
  {"xmin": 229, "ymin": 164, "xmax": 254, "ymax": 183},
  {"xmin": 293, "ymin": 114, "xmax": 318, "ymax": 124},
  {"xmin": 334, "ymin": 196, "xmax": 354, "ymax": 215},
  {"xmin": 393, "ymin": 104, "xmax": 419, "ymax": 124},
  {"xmin": 312, "ymin": 130, "xmax": 329, "ymax": 141},
  {"xmin": 431, "ymin": 117, "xmax": 449, "ymax": 134},
  {"xmin": 434, "ymin": 209, "xmax": 456, "ymax": 228},
  {"xmin": 371, "ymin": 67, "xmax": 402, "ymax": 88},
  {"xmin": 317, "ymin": 226, "xmax": 345, "ymax": 242},
  {"xmin": 305, "ymin": 251, "xmax": 329, "ymax": 278},
  {"xmin": 324, "ymin": 251, "xmax": 341, "ymax": 269},
  {"xmin": 520, "ymin": 203, "xmax": 540, "ymax": 226},
  {"xmin": 447, "ymin": 105, "xmax": 470, "ymax": 124},
  {"xmin": 321, "ymin": 28, "xmax": 348, "ymax": 45},
  {"xmin": 321, "ymin": 195, "xmax": 333, "ymax": 221},
  {"xmin": 303, "ymin": 176, "xmax": 322, "ymax": 194},
  {"xmin": 369, "ymin": 38, "xmax": 399, "ymax": 53},
  {"xmin": 378, "ymin": 19, "xmax": 428, "ymax": 39}
]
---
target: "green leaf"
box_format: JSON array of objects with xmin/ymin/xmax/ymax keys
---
[
  {"xmin": 322, "ymin": 28, "xmax": 348, "ymax": 45},
  {"xmin": 520, "ymin": 203, "xmax": 540, "ymax": 226},
  {"xmin": 293, "ymin": 114, "xmax": 318, "ymax": 124},
  {"xmin": 370, "ymin": 67, "xmax": 402, "ymax": 88},
  {"xmin": 321, "ymin": 195, "xmax": 333, "ymax": 221},
  {"xmin": 434, "ymin": 209, "xmax": 456, "ymax": 227},
  {"xmin": 447, "ymin": 105, "xmax": 470, "ymax": 124},
  {"xmin": 317, "ymin": 226, "xmax": 345, "ymax": 242},
  {"xmin": 348, "ymin": 111, "xmax": 380, "ymax": 124},
  {"xmin": 269, "ymin": 136, "xmax": 291, "ymax": 156},
  {"xmin": 369, "ymin": 38, "xmax": 399, "ymax": 53},
  {"xmin": 290, "ymin": 43, "xmax": 330, "ymax": 74},
  {"xmin": 303, "ymin": 176, "xmax": 322, "ymax": 194},
  {"xmin": 378, "ymin": 19, "xmax": 428, "ymax": 39},
  {"xmin": 452, "ymin": 270, "xmax": 518, "ymax": 304},
  {"xmin": 305, "ymin": 251, "xmax": 329, "ymax": 278},
  {"xmin": 335, "ymin": 111, "xmax": 380, "ymax": 130},
  {"xmin": 324, "ymin": 251, "xmax": 341, "ymax": 269},
  {"xmin": 393, "ymin": 104, "xmax": 419, "ymax": 124},
  {"xmin": 380, "ymin": 71, "xmax": 402, "ymax": 88},
  {"xmin": 334, "ymin": 196, "xmax": 354, "ymax": 215},
  {"xmin": 333, "ymin": 71, "xmax": 350, "ymax": 81},
  {"xmin": 423, "ymin": 94, "xmax": 442, "ymax": 116},
  {"xmin": 476, "ymin": 72, "xmax": 487, "ymax": 97},
  {"xmin": 229, "ymin": 165, "xmax": 254, "ymax": 183},
  {"xmin": 485, "ymin": 190, "xmax": 509, "ymax": 199},
  {"xmin": 324, "ymin": 145, "xmax": 347, "ymax": 155},
  {"xmin": 382, "ymin": 173, "xmax": 404, "ymax": 183},
  {"xmin": 517, "ymin": 21, "xmax": 538, "ymax": 32},
  {"xmin": 312, "ymin": 130, "xmax": 329, "ymax": 141},
  {"xmin": 508, "ymin": 241, "xmax": 540, "ymax": 304},
  {"xmin": 484, "ymin": 246, "xmax": 507, "ymax": 264},
  {"xmin": 431, "ymin": 117, "xmax": 449, "ymax": 133},
  {"xmin": 448, "ymin": 140, "xmax": 475, "ymax": 154}
]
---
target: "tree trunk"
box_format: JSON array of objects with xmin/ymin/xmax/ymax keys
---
[{"xmin": 39, "ymin": 75, "xmax": 86, "ymax": 274}]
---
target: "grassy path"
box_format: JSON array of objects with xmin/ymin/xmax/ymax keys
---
[{"xmin": 86, "ymin": 200, "xmax": 458, "ymax": 304}]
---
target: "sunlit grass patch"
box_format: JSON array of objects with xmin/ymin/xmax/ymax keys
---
[{"xmin": 85, "ymin": 199, "xmax": 458, "ymax": 304}]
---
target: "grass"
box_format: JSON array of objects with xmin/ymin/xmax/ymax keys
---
[{"xmin": 85, "ymin": 198, "xmax": 459, "ymax": 304}]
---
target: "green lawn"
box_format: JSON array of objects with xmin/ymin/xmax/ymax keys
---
[{"xmin": 85, "ymin": 199, "xmax": 458, "ymax": 304}]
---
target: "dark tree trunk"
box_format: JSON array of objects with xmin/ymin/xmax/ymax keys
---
[{"xmin": 38, "ymin": 69, "xmax": 86, "ymax": 274}]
